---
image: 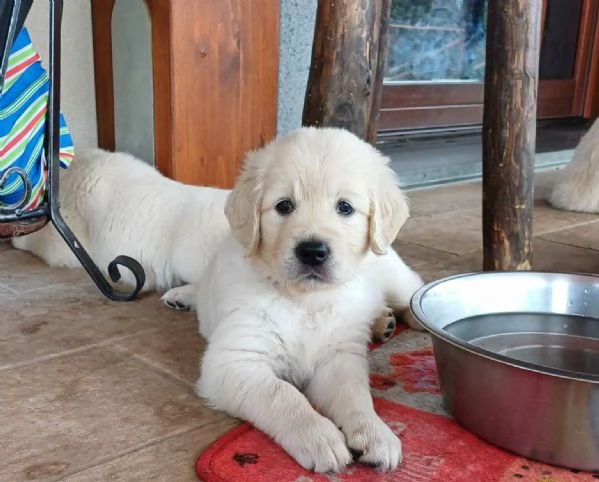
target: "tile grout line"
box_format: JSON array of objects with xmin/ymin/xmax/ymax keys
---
[
  {"xmin": 398, "ymin": 219, "xmax": 599, "ymax": 260},
  {"xmin": 0, "ymin": 280, "xmax": 91, "ymax": 297},
  {"xmin": 52, "ymin": 418, "xmax": 235, "ymax": 482},
  {"xmin": 105, "ymin": 342, "xmax": 197, "ymax": 392},
  {"xmin": 535, "ymin": 218, "xmax": 599, "ymax": 237},
  {"xmin": 0, "ymin": 329, "xmax": 161, "ymax": 373},
  {"xmin": 535, "ymin": 236, "xmax": 599, "ymax": 253},
  {"xmin": 394, "ymin": 239, "xmax": 461, "ymax": 257}
]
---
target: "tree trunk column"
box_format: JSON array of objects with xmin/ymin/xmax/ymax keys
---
[
  {"xmin": 482, "ymin": 0, "xmax": 542, "ymax": 271},
  {"xmin": 302, "ymin": 0, "xmax": 392, "ymax": 144}
]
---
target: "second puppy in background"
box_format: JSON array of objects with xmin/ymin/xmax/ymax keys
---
[
  {"xmin": 549, "ymin": 117, "xmax": 599, "ymax": 213},
  {"xmin": 11, "ymin": 149, "xmax": 231, "ymax": 291}
]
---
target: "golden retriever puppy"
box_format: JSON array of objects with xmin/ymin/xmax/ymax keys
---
[
  {"xmin": 162, "ymin": 127, "xmax": 424, "ymax": 473},
  {"xmin": 549, "ymin": 117, "xmax": 599, "ymax": 212}
]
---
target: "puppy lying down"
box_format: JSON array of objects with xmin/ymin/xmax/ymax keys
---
[
  {"xmin": 162, "ymin": 127, "xmax": 424, "ymax": 473},
  {"xmin": 11, "ymin": 149, "xmax": 231, "ymax": 291}
]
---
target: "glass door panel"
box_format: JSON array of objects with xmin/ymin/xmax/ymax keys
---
[{"xmin": 380, "ymin": 0, "xmax": 598, "ymax": 133}]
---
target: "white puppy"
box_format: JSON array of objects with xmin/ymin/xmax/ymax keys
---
[
  {"xmin": 163, "ymin": 127, "xmax": 424, "ymax": 473},
  {"xmin": 11, "ymin": 149, "xmax": 231, "ymax": 291},
  {"xmin": 549, "ymin": 117, "xmax": 599, "ymax": 213}
]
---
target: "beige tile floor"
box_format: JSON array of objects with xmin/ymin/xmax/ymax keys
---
[{"xmin": 1, "ymin": 168, "xmax": 598, "ymax": 481}]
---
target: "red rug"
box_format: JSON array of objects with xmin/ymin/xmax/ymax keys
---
[{"xmin": 196, "ymin": 326, "xmax": 597, "ymax": 481}]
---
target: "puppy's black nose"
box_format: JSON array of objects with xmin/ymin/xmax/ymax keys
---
[{"xmin": 295, "ymin": 240, "xmax": 331, "ymax": 267}]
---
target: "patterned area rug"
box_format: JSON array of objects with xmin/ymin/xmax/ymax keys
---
[{"xmin": 196, "ymin": 326, "xmax": 597, "ymax": 481}]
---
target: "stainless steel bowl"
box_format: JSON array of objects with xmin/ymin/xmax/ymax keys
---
[{"xmin": 410, "ymin": 271, "xmax": 599, "ymax": 472}]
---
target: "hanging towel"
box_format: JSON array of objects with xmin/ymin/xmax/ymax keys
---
[{"xmin": 0, "ymin": 27, "xmax": 74, "ymax": 209}]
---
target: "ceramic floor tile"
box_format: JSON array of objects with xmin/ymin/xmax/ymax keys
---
[
  {"xmin": 392, "ymin": 240, "xmax": 460, "ymax": 282},
  {"xmin": 533, "ymin": 200, "xmax": 598, "ymax": 235},
  {"xmin": 0, "ymin": 247, "xmax": 89, "ymax": 293},
  {"xmin": 0, "ymin": 346, "xmax": 226, "ymax": 482},
  {"xmin": 407, "ymin": 181, "xmax": 481, "ymax": 218},
  {"xmin": 0, "ymin": 282, "xmax": 192, "ymax": 370},
  {"xmin": 61, "ymin": 419, "xmax": 238, "ymax": 482},
  {"xmin": 399, "ymin": 208, "xmax": 482, "ymax": 255},
  {"xmin": 532, "ymin": 239, "xmax": 599, "ymax": 274},
  {"xmin": 111, "ymin": 323, "xmax": 204, "ymax": 387},
  {"xmin": 540, "ymin": 220, "xmax": 599, "ymax": 251},
  {"xmin": 417, "ymin": 250, "xmax": 483, "ymax": 282}
]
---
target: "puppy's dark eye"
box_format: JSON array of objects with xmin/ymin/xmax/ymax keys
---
[
  {"xmin": 336, "ymin": 200, "xmax": 354, "ymax": 216},
  {"xmin": 275, "ymin": 199, "xmax": 295, "ymax": 216}
]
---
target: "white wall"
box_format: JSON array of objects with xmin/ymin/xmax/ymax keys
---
[
  {"xmin": 25, "ymin": 1, "xmax": 98, "ymax": 149},
  {"xmin": 277, "ymin": 1, "xmax": 316, "ymax": 136}
]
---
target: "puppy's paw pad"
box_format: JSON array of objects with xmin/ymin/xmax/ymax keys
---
[{"xmin": 343, "ymin": 414, "xmax": 402, "ymax": 472}]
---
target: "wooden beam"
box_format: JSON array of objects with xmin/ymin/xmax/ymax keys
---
[
  {"xmin": 482, "ymin": 0, "xmax": 542, "ymax": 271},
  {"xmin": 302, "ymin": 0, "xmax": 392, "ymax": 143},
  {"xmin": 145, "ymin": 0, "xmax": 173, "ymax": 179},
  {"xmin": 90, "ymin": 0, "xmax": 116, "ymax": 151},
  {"xmin": 169, "ymin": 0, "xmax": 279, "ymax": 188}
]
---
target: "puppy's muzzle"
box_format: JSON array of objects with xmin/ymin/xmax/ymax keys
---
[{"xmin": 294, "ymin": 240, "xmax": 330, "ymax": 267}]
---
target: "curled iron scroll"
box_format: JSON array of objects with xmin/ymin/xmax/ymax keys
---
[
  {"xmin": 106, "ymin": 255, "xmax": 146, "ymax": 301},
  {"xmin": 0, "ymin": 167, "xmax": 33, "ymax": 213}
]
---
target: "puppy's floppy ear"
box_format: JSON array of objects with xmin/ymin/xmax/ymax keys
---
[
  {"xmin": 225, "ymin": 156, "xmax": 263, "ymax": 257},
  {"xmin": 369, "ymin": 167, "xmax": 410, "ymax": 255}
]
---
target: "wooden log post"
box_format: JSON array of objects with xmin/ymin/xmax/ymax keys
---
[
  {"xmin": 302, "ymin": 0, "xmax": 392, "ymax": 144},
  {"xmin": 482, "ymin": 0, "xmax": 542, "ymax": 271}
]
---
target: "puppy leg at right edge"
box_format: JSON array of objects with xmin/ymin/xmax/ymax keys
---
[{"xmin": 371, "ymin": 248, "xmax": 425, "ymax": 334}]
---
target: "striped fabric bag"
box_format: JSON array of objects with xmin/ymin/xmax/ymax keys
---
[{"xmin": 0, "ymin": 27, "xmax": 74, "ymax": 209}]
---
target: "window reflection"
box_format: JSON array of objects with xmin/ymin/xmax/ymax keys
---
[
  {"xmin": 385, "ymin": 0, "xmax": 583, "ymax": 85},
  {"xmin": 385, "ymin": 0, "xmax": 487, "ymax": 83}
]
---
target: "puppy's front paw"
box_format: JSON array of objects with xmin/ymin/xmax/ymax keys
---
[
  {"xmin": 371, "ymin": 308, "xmax": 397, "ymax": 343},
  {"xmin": 280, "ymin": 416, "xmax": 352, "ymax": 473},
  {"xmin": 342, "ymin": 413, "xmax": 402, "ymax": 472}
]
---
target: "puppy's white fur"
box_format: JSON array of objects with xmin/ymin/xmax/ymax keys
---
[
  {"xmin": 549, "ymin": 117, "xmax": 599, "ymax": 213},
  {"xmin": 11, "ymin": 149, "xmax": 231, "ymax": 291},
  {"xmin": 165, "ymin": 127, "xmax": 424, "ymax": 473}
]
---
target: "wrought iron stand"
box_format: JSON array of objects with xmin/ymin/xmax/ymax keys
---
[{"xmin": 0, "ymin": 0, "xmax": 145, "ymax": 301}]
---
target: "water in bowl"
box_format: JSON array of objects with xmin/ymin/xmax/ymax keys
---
[{"xmin": 444, "ymin": 312, "xmax": 599, "ymax": 377}]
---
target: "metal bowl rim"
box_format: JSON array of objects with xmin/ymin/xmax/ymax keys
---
[{"xmin": 410, "ymin": 271, "xmax": 599, "ymax": 384}]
